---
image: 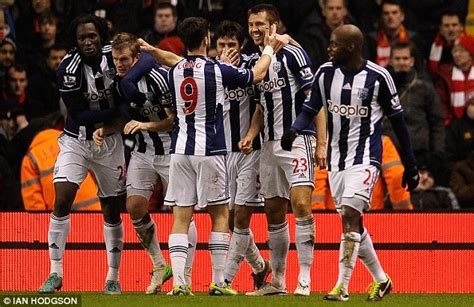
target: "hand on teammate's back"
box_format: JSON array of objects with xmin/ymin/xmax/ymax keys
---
[
  {"xmin": 93, "ymin": 128, "xmax": 105, "ymax": 146},
  {"xmin": 402, "ymin": 165, "xmax": 420, "ymax": 191},
  {"xmin": 281, "ymin": 128, "xmax": 298, "ymax": 151},
  {"xmin": 238, "ymin": 136, "xmax": 253, "ymax": 154}
]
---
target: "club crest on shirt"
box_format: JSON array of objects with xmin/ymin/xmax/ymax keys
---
[
  {"xmin": 273, "ymin": 62, "xmax": 281, "ymax": 73},
  {"xmin": 357, "ymin": 88, "xmax": 369, "ymax": 100}
]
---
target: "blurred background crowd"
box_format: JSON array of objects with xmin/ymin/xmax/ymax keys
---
[{"xmin": 0, "ymin": 0, "xmax": 473, "ymax": 212}]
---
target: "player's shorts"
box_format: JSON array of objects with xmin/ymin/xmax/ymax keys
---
[
  {"xmin": 259, "ymin": 135, "xmax": 315, "ymax": 199},
  {"xmin": 328, "ymin": 164, "xmax": 380, "ymax": 214},
  {"xmin": 126, "ymin": 150, "xmax": 170, "ymax": 200},
  {"xmin": 227, "ymin": 150, "xmax": 263, "ymax": 210},
  {"xmin": 54, "ymin": 133, "xmax": 126, "ymax": 198},
  {"xmin": 164, "ymin": 154, "xmax": 229, "ymax": 208}
]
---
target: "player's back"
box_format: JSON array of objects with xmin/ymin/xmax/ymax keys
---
[{"xmin": 313, "ymin": 60, "xmax": 402, "ymax": 171}]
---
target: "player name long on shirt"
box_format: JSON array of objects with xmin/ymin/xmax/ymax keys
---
[
  {"xmin": 300, "ymin": 60, "xmax": 403, "ymax": 171},
  {"xmin": 223, "ymin": 53, "xmax": 261, "ymax": 152},
  {"xmin": 58, "ymin": 45, "xmax": 119, "ymax": 140},
  {"xmin": 168, "ymin": 55, "xmax": 253, "ymax": 156},
  {"xmin": 122, "ymin": 65, "xmax": 172, "ymax": 155},
  {"xmin": 256, "ymin": 44, "xmax": 314, "ymax": 142}
]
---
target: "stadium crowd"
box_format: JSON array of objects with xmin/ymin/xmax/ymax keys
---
[{"xmin": 0, "ymin": 0, "xmax": 473, "ymax": 212}]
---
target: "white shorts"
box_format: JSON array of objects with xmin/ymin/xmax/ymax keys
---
[
  {"xmin": 126, "ymin": 151, "xmax": 170, "ymax": 200},
  {"xmin": 259, "ymin": 135, "xmax": 315, "ymax": 199},
  {"xmin": 54, "ymin": 133, "xmax": 126, "ymax": 198},
  {"xmin": 328, "ymin": 164, "xmax": 380, "ymax": 214},
  {"xmin": 227, "ymin": 150, "xmax": 263, "ymax": 210},
  {"xmin": 164, "ymin": 154, "xmax": 229, "ymax": 208}
]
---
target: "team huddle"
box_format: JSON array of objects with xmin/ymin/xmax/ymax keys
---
[{"xmin": 38, "ymin": 3, "xmax": 419, "ymax": 302}]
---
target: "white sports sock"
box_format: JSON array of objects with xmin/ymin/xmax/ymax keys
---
[
  {"xmin": 132, "ymin": 213, "xmax": 164, "ymax": 268},
  {"xmin": 245, "ymin": 229, "xmax": 265, "ymax": 274},
  {"xmin": 185, "ymin": 218, "xmax": 197, "ymax": 285},
  {"xmin": 104, "ymin": 220, "xmax": 124, "ymax": 282},
  {"xmin": 295, "ymin": 215, "xmax": 315, "ymax": 284},
  {"xmin": 209, "ymin": 232, "xmax": 230, "ymax": 287},
  {"xmin": 224, "ymin": 227, "xmax": 250, "ymax": 284},
  {"xmin": 169, "ymin": 233, "xmax": 188, "ymax": 287},
  {"xmin": 337, "ymin": 232, "xmax": 361, "ymax": 289},
  {"xmin": 358, "ymin": 227, "xmax": 386, "ymax": 282},
  {"xmin": 268, "ymin": 221, "xmax": 290, "ymax": 289},
  {"xmin": 48, "ymin": 214, "xmax": 70, "ymax": 277}
]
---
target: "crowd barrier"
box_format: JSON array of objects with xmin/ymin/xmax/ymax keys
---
[{"xmin": 1, "ymin": 212, "xmax": 473, "ymax": 293}]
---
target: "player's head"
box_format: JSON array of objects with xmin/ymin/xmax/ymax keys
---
[
  {"xmin": 178, "ymin": 17, "xmax": 210, "ymax": 52},
  {"xmin": 328, "ymin": 24, "xmax": 364, "ymax": 65},
  {"xmin": 381, "ymin": 0, "xmax": 404, "ymax": 32},
  {"xmin": 247, "ymin": 4, "xmax": 279, "ymax": 47},
  {"xmin": 111, "ymin": 32, "xmax": 140, "ymax": 77},
  {"xmin": 390, "ymin": 41, "xmax": 415, "ymax": 72},
  {"xmin": 68, "ymin": 14, "xmax": 109, "ymax": 60},
  {"xmin": 439, "ymin": 9, "xmax": 464, "ymax": 44},
  {"xmin": 46, "ymin": 44, "xmax": 67, "ymax": 72},
  {"xmin": 214, "ymin": 20, "xmax": 244, "ymax": 57}
]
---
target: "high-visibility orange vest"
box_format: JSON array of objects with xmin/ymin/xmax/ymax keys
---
[
  {"xmin": 371, "ymin": 136, "xmax": 413, "ymax": 210},
  {"xmin": 21, "ymin": 129, "xmax": 100, "ymax": 211},
  {"xmin": 311, "ymin": 136, "xmax": 412, "ymax": 210}
]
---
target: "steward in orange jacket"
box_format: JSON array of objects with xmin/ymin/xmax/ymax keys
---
[{"xmin": 21, "ymin": 129, "xmax": 100, "ymax": 211}]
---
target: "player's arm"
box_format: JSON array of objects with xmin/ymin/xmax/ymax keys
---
[
  {"xmin": 124, "ymin": 107, "xmax": 174, "ymax": 134},
  {"xmin": 138, "ymin": 38, "xmax": 183, "ymax": 67},
  {"xmin": 310, "ymin": 87, "xmax": 327, "ymax": 169},
  {"xmin": 379, "ymin": 74, "xmax": 419, "ymax": 191},
  {"xmin": 251, "ymin": 24, "xmax": 280, "ymax": 84},
  {"xmin": 120, "ymin": 51, "xmax": 156, "ymax": 101},
  {"xmin": 239, "ymin": 104, "xmax": 264, "ymax": 154}
]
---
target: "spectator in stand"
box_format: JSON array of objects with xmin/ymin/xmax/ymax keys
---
[
  {"xmin": 1, "ymin": 63, "xmax": 44, "ymax": 119},
  {"xmin": 28, "ymin": 44, "xmax": 66, "ymax": 115},
  {"xmin": 139, "ymin": 3, "xmax": 184, "ymax": 55},
  {"xmin": 385, "ymin": 41, "xmax": 445, "ymax": 160},
  {"xmin": 0, "ymin": 36, "xmax": 15, "ymax": 91},
  {"xmin": 433, "ymin": 35, "xmax": 474, "ymax": 125},
  {"xmin": 427, "ymin": 10, "xmax": 465, "ymax": 78},
  {"xmin": 15, "ymin": 0, "xmax": 56, "ymax": 45},
  {"xmin": 411, "ymin": 163, "xmax": 459, "ymax": 210},
  {"xmin": 21, "ymin": 113, "xmax": 100, "ymax": 211},
  {"xmin": 299, "ymin": 0, "xmax": 351, "ymax": 69},
  {"xmin": 366, "ymin": 0, "xmax": 423, "ymax": 69},
  {"xmin": 446, "ymin": 98, "xmax": 474, "ymax": 162},
  {"xmin": 450, "ymin": 151, "xmax": 474, "ymax": 208}
]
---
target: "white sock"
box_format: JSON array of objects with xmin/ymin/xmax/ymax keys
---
[
  {"xmin": 245, "ymin": 229, "xmax": 265, "ymax": 274},
  {"xmin": 337, "ymin": 232, "xmax": 361, "ymax": 289},
  {"xmin": 169, "ymin": 233, "xmax": 188, "ymax": 287},
  {"xmin": 295, "ymin": 215, "xmax": 315, "ymax": 285},
  {"xmin": 209, "ymin": 232, "xmax": 230, "ymax": 287},
  {"xmin": 185, "ymin": 219, "xmax": 197, "ymax": 285},
  {"xmin": 224, "ymin": 227, "xmax": 250, "ymax": 284},
  {"xmin": 358, "ymin": 228, "xmax": 386, "ymax": 282},
  {"xmin": 104, "ymin": 220, "xmax": 124, "ymax": 282},
  {"xmin": 48, "ymin": 214, "xmax": 70, "ymax": 277},
  {"xmin": 268, "ymin": 221, "xmax": 290, "ymax": 289},
  {"xmin": 132, "ymin": 213, "xmax": 164, "ymax": 268}
]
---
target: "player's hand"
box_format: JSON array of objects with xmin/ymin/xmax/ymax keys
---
[
  {"xmin": 265, "ymin": 23, "xmax": 280, "ymax": 51},
  {"xmin": 402, "ymin": 165, "xmax": 420, "ymax": 191},
  {"xmin": 138, "ymin": 38, "xmax": 155, "ymax": 53},
  {"xmin": 123, "ymin": 120, "xmax": 146, "ymax": 134},
  {"xmin": 281, "ymin": 128, "xmax": 298, "ymax": 151},
  {"xmin": 220, "ymin": 47, "xmax": 240, "ymax": 66},
  {"xmin": 238, "ymin": 135, "xmax": 253, "ymax": 155},
  {"xmin": 315, "ymin": 142, "xmax": 327, "ymax": 169},
  {"xmin": 93, "ymin": 128, "xmax": 105, "ymax": 146}
]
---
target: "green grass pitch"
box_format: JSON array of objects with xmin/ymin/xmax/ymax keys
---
[{"xmin": 2, "ymin": 292, "xmax": 474, "ymax": 307}]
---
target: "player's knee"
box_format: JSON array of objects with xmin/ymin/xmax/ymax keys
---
[
  {"xmin": 126, "ymin": 196, "xmax": 147, "ymax": 219},
  {"xmin": 101, "ymin": 196, "xmax": 123, "ymax": 224},
  {"xmin": 53, "ymin": 195, "xmax": 74, "ymax": 217},
  {"xmin": 341, "ymin": 205, "xmax": 361, "ymax": 231}
]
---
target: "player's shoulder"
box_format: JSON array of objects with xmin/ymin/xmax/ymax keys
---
[
  {"xmin": 365, "ymin": 60, "xmax": 391, "ymax": 79},
  {"xmin": 241, "ymin": 52, "xmax": 259, "ymax": 68},
  {"xmin": 148, "ymin": 64, "xmax": 169, "ymax": 86},
  {"xmin": 281, "ymin": 44, "xmax": 309, "ymax": 58},
  {"xmin": 58, "ymin": 48, "xmax": 82, "ymax": 75},
  {"xmin": 102, "ymin": 44, "xmax": 112, "ymax": 55}
]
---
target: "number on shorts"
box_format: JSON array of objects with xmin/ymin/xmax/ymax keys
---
[
  {"xmin": 363, "ymin": 168, "xmax": 371, "ymax": 185},
  {"xmin": 292, "ymin": 158, "xmax": 308, "ymax": 173},
  {"xmin": 180, "ymin": 77, "xmax": 198, "ymax": 115},
  {"xmin": 117, "ymin": 165, "xmax": 125, "ymax": 181}
]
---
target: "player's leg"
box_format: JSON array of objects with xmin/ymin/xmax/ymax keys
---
[
  {"xmin": 39, "ymin": 135, "xmax": 88, "ymax": 294},
  {"xmin": 184, "ymin": 216, "xmax": 197, "ymax": 287},
  {"xmin": 92, "ymin": 134, "xmax": 126, "ymax": 295}
]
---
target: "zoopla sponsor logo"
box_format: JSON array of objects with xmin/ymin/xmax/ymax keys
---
[
  {"xmin": 225, "ymin": 87, "xmax": 254, "ymax": 101},
  {"xmin": 257, "ymin": 77, "xmax": 286, "ymax": 93},
  {"xmin": 327, "ymin": 100, "xmax": 368, "ymax": 118}
]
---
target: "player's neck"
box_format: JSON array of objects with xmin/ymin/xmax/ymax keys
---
[
  {"xmin": 188, "ymin": 45, "xmax": 207, "ymax": 57},
  {"xmin": 342, "ymin": 57, "xmax": 364, "ymax": 72}
]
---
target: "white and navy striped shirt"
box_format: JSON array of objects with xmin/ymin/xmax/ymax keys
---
[
  {"xmin": 223, "ymin": 53, "xmax": 261, "ymax": 152},
  {"xmin": 58, "ymin": 45, "xmax": 119, "ymax": 140},
  {"xmin": 302, "ymin": 60, "xmax": 403, "ymax": 171},
  {"xmin": 169, "ymin": 55, "xmax": 254, "ymax": 156},
  {"xmin": 121, "ymin": 64, "xmax": 172, "ymax": 155},
  {"xmin": 256, "ymin": 44, "xmax": 314, "ymax": 142}
]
